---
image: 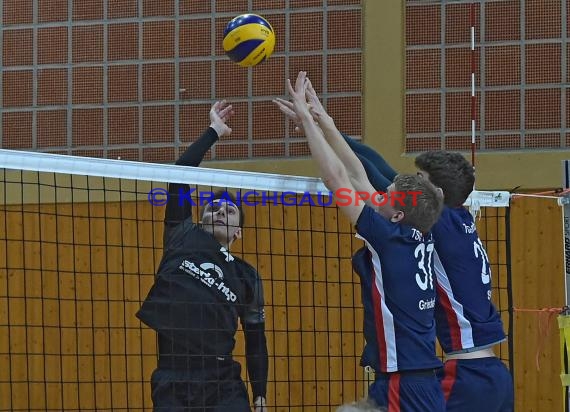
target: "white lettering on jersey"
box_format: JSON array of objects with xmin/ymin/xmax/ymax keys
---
[
  {"xmin": 415, "ymin": 242, "xmax": 435, "ymax": 290},
  {"xmin": 411, "ymin": 228, "xmax": 424, "ymax": 241},
  {"xmin": 473, "ymin": 238, "xmax": 491, "ymax": 284},
  {"xmin": 200, "ymin": 262, "xmax": 224, "ymax": 279},
  {"xmin": 463, "ymin": 222, "xmax": 477, "ymax": 234},
  {"xmin": 220, "ymin": 246, "xmax": 234, "ymax": 262},
  {"xmin": 217, "ymin": 281, "xmax": 237, "ymax": 302},
  {"xmin": 178, "ymin": 259, "xmax": 237, "ymax": 302},
  {"xmin": 418, "ymin": 297, "xmax": 435, "ymax": 310}
]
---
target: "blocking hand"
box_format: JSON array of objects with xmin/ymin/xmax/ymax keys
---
[
  {"xmin": 273, "ymin": 97, "xmax": 305, "ymax": 134},
  {"xmin": 209, "ymin": 100, "xmax": 234, "ymax": 138}
]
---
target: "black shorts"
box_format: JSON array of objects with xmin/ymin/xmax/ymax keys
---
[{"xmin": 150, "ymin": 360, "xmax": 250, "ymax": 412}]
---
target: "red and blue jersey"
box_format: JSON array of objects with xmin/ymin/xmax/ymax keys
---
[
  {"xmin": 353, "ymin": 206, "xmax": 442, "ymax": 373},
  {"xmin": 432, "ymin": 206, "xmax": 506, "ymax": 354}
]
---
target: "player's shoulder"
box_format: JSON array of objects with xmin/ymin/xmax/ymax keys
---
[
  {"xmin": 434, "ymin": 206, "xmax": 475, "ymax": 232},
  {"xmin": 441, "ymin": 205, "xmax": 472, "ymax": 220},
  {"xmin": 357, "ymin": 204, "xmax": 396, "ymax": 232},
  {"xmin": 163, "ymin": 219, "xmax": 202, "ymax": 247},
  {"xmin": 232, "ymin": 255, "xmax": 261, "ymax": 278},
  {"xmin": 171, "ymin": 218, "xmax": 203, "ymax": 236},
  {"xmin": 358, "ymin": 205, "xmax": 434, "ymax": 245}
]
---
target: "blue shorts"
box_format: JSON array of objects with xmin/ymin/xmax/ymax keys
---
[
  {"xmin": 369, "ymin": 369, "xmax": 446, "ymax": 412},
  {"xmin": 438, "ymin": 357, "xmax": 514, "ymax": 412}
]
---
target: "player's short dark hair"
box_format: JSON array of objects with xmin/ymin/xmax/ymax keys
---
[
  {"xmin": 414, "ymin": 151, "xmax": 475, "ymax": 207},
  {"xmin": 393, "ymin": 174, "xmax": 443, "ymax": 233},
  {"xmin": 201, "ymin": 189, "xmax": 245, "ymax": 228}
]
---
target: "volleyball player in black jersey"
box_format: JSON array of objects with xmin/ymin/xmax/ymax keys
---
[{"xmin": 137, "ymin": 101, "xmax": 268, "ymax": 412}]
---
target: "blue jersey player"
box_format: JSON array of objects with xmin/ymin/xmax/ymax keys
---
[
  {"xmin": 415, "ymin": 152, "xmax": 514, "ymax": 412},
  {"xmin": 280, "ymin": 71, "xmax": 445, "ymax": 412},
  {"xmin": 275, "ymin": 84, "xmax": 513, "ymax": 411},
  {"xmin": 335, "ymin": 145, "xmax": 514, "ymax": 412}
]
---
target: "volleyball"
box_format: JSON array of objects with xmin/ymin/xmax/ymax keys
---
[{"xmin": 222, "ymin": 14, "xmax": 276, "ymax": 68}]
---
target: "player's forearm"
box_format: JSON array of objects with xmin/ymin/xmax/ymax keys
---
[
  {"xmin": 300, "ymin": 116, "xmax": 349, "ymax": 192},
  {"xmin": 248, "ymin": 357, "xmax": 268, "ymax": 401},
  {"xmin": 164, "ymin": 127, "xmax": 219, "ymax": 227},
  {"xmin": 175, "ymin": 127, "xmax": 219, "ymax": 167},
  {"xmin": 341, "ymin": 132, "xmax": 398, "ymax": 182},
  {"xmin": 244, "ymin": 322, "xmax": 269, "ymax": 399},
  {"xmin": 318, "ymin": 119, "xmax": 370, "ymax": 190}
]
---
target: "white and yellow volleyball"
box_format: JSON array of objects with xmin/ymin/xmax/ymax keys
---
[{"xmin": 222, "ymin": 14, "xmax": 276, "ymax": 68}]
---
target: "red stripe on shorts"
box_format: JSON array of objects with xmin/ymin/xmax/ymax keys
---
[
  {"xmin": 441, "ymin": 359, "xmax": 458, "ymax": 401},
  {"xmin": 388, "ymin": 373, "xmax": 401, "ymax": 412}
]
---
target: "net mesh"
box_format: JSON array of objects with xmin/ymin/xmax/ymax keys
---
[{"xmin": 0, "ymin": 151, "xmax": 512, "ymax": 411}]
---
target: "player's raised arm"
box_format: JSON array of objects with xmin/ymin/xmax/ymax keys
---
[
  {"xmin": 304, "ymin": 82, "xmax": 375, "ymax": 192},
  {"xmin": 163, "ymin": 101, "xmax": 234, "ymax": 243},
  {"xmin": 286, "ymin": 71, "xmax": 375, "ymax": 224},
  {"xmin": 273, "ymin": 96, "xmax": 394, "ymax": 192}
]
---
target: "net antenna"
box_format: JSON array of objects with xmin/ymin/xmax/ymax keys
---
[
  {"xmin": 470, "ymin": 2, "xmax": 477, "ymax": 169},
  {"xmin": 464, "ymin": 4, "xmax": 510, "ymax": 217}
]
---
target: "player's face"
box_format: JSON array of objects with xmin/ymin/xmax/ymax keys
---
[{"xmin": 201, "ymin": 199, "xmax": 242, "ymax": 245}]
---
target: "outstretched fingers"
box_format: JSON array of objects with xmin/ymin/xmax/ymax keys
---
[
  {"xmin": 210, "ymin": 100, "xmax": 234, "ymax": 123},
  {"xmin": 287, "ymin": 71, "xmax": 310, "ymax": 100},
  {"xmin": 273, "ymin": 98, "xmax": 296, "ymax": 117},
  {"xmin": 218, "ymin": 104, "xmax": 234, "ymax": 122},
  {"xmin": 285, "ymin": 78, "xmax": 296, "ymax": 99},
  {"xmin": 305, "ymin": 81, "xmax": 323, "ymax": 110},
  {"xmin": 273, "ymin": 98, "xmax": 304, "ymax": 133},
  {"xmin": 295, "ymin": 70, "xmax": 307, "ymax": 93}
]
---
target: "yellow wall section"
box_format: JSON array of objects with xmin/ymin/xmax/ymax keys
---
[
  {"xmin": 0, "ymin": 201, "xmax": 367, "ymax": 411},
  {"xmin": 510, "ymin": 196, "xmax": 565, "ymax": 412}
]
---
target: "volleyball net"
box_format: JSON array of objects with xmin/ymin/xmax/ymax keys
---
[{"xmin": 0, "ymin": 149, "xmax": 512, "ymax": 411}]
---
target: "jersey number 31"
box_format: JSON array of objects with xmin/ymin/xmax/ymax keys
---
[{"xmin": 415, "ymin": 243, "xmax": 435, "ymax": 290}]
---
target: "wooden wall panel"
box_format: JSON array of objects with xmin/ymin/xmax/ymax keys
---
[
  {"xmin": 0, "ymin": 200, "xmax": 366, "ymax": 411},
  {"xmin": 510, "ymin": 196, "xmax": 565, "ymax": 412},
  {"xmin": 2, "ymin": 196, "xmax": 562, "ymax": 410},
  {"xmin": 0, "ymin": 202, "xmax": 159, "ymax": 411}
]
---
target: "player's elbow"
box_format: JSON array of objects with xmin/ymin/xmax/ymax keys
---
[{"xmin": 322, "ymin": 165, "xmax": 348, "ymax": 192}]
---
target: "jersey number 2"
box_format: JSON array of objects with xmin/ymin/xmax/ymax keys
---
[{"xmin": 415, "ymin": 243, "xmax": 435, "ymax": 290}]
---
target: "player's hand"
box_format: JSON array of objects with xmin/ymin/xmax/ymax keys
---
[
  {"xmin": 209, "ymin": 100, "xmax": 234, "ymax": 138},
  {"xmin": 253, "ymin": 396, "xmax": 267, "ymax": 412},
  {"xmin": 273, "ymin": 97, "xmax": 305, "ymax": 134},
  {"xmin": 286, "ymin": 71, "xmax": 311, "ymax": 118},
  {"xmin": 305, "ymin": 80, "xmax": 334, "ymax": 128}
]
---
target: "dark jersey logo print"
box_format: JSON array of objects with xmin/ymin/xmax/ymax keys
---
[{"xmin": 179, "ymin": 260, "xmax": 237, "ymax": 302}]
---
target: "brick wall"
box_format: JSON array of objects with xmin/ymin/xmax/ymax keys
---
[
  {"xmin": 1, "ymin": 0, "xmax": 362, "ymax": 162},
  {"xmin": 406, "ymin": 0, "xmax": 568, "ymax": 152}
]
